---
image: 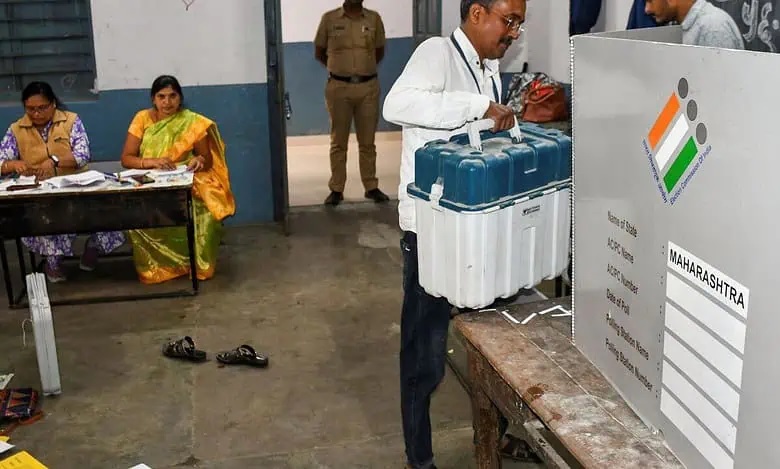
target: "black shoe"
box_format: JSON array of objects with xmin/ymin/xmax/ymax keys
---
[
  {"xmin": 324, "ymin": 191, "xmax": 343, "ymax": 206},
  {"xmin": 365, "ymin": 188, "xmax": 389, "ymax": 203}
]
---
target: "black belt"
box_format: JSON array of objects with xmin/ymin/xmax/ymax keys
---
[{"xmin": 329, "ymin": 73, "xmax": 377, "ymax": 84}]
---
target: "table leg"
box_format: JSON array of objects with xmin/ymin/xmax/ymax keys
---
[
  {"xmin": 186, "ymin": 192, "xmax": 198, "ymax": 294},
  {"xmin": 0, "ymin": 240, "xmax": 13, "ymax": 308},
  {"xmin": 469, "ymin": 350, "xmax": 502, "ymax": 469},
  {"xmin": 15, "ymin": 239, "xmax": 27, "ymax": 285},
  {"xmin": 10, "ymin": 239, "xmax": 32, "ymax": 307}
]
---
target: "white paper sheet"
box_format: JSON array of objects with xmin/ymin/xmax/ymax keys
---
[
  {"xmin": 149, "ymin": 165, "xmax": 189, "ymax": 177},
  {"xmin": 0, "ymin": 373, "xmax": 13, "ymax": 390},
  {"xmin": 0, "ymin": 176, "xmax": 37, "ymax": 191},
  {"xmin": 14, "ymin": 176, "xmax": 36, "ymax": 185},
  {"xmin": 0, "ymin": 441, "xmax": 13, "ymax": 455},
  {"xmin": 118, "ymin": 169, "xmax": 149, "ymax": 178}
]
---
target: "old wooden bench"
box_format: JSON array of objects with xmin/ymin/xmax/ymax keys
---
[{"xmin": 453, "ymin": 296, "xmax": 684, "ymax": 468}]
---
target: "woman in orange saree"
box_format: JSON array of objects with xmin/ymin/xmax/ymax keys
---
[{"xmin": 120, "ymin": 75, "xmax": 235, "ymax": 284}]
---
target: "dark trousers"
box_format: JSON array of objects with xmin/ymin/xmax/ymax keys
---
[
  {"xmin": 400, "ymin": 231, "xmax": 452, "ymax": 467},
  {"xmin": 400, "ymin": 232, "xmax": 510, "ymax": 468}
]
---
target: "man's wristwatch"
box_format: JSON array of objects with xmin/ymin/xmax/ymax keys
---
[{"xmin": 49, "ymin": 155, "xmax": 60, "ymax": 167}]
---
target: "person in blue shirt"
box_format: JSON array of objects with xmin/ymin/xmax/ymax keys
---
[{"xmin": 570, "ymin": 0, "xmax": 601, "ymax": 35}]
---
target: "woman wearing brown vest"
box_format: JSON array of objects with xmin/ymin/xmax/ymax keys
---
[{"xmin": 0, "ymin": 82, "xmax": 126, "ymax": 283}]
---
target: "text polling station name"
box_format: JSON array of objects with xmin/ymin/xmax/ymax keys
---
[{"xmin": 667, "ymin": 241, "xmax": 749, "ymax": 316}]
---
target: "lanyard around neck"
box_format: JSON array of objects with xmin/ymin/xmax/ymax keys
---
[{"xmin": 450, "ymin": 33, "xmax": 499, "ymax": 103}]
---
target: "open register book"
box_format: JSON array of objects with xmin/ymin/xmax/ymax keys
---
[{"xmin": 42, "ymin": 170, "xmax": 105, "ymax": 189}]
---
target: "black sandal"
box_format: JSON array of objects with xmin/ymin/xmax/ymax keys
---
[
  {"xmin": 500, "ymin": 434, "xmax": 542, "ymax": 463},
  {"xmin": 162, "ymin": 336, "xmax": 207, "ymax": 362},
  {"xmin": 216, "ymin": 344, "xmax": 268, "ymax": 368}
]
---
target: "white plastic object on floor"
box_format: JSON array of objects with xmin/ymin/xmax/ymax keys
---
[{"xmin": 27, "ymin": 272, "xmax": 61, "ymax": 396}]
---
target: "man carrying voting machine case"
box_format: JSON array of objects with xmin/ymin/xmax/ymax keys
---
[{"xmin": 383, "ymin": 1, "xmax": 539, "ymax": 467}]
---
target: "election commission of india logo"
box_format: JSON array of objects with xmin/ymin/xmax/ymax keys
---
[{"xmin": 642, "ymin": 78, "xmax": 712, "ymax": 205}]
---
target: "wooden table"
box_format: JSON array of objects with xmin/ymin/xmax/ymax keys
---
[
  {"xmin": 0, "ymin": 173, "xmax": 197, "ymax": 308},
  {"xmin": 454, "ymin": 297, "xmax": 683, "ymax": 469}
]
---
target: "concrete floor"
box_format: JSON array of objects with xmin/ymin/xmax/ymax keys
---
[
  {"xmin": 0, "ymin": 204, "xmax": 545, "ymax": 468},
  {"xmin": 286, "ymin": 132, "xmax": 401, "ymax": 207}
]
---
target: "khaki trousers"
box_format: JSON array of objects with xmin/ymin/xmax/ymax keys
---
[{"xmin": 325, "ymin": 77, "xmax": 380, "ymax": 193}]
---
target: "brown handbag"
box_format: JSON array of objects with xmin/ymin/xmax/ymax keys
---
[{"xmin": 520, "ymin": 79, "xmax": 569, "ymax": 123}]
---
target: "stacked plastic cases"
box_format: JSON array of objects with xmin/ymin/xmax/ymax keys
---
[
  {"xmin": 27, "ymin": 272, "xmax": 61, "ymax": 396},
  {"xmin": 408, "ymin": 120, "xmax": 572, "ymax": 309}
]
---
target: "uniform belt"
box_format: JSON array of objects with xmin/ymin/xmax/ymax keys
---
[{"xmin": 330, "ymin": 73, "xmax": 377, "ymax": 84}]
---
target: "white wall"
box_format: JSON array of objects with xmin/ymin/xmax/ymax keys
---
[
  {"xmin": 594, "ymin": 0, "xmax": 632, "ymax": 32},
  {"xmin": 442, "ymin": 0, "xmax": 461, "ymax": 38},
  {"xmin": 500, "ymin": 34, "xmax": 529, "ymax": 73},
  {"xmin": 281, "ymin": 0, "xmax": 413, "ymax": 43},
  {"xmin": 89, "ymin": 0, "xmax": 267, "ymax": 91},
  {"xmin": 525, "ymin": 0, "xmax": 570, "ymax": 82}
]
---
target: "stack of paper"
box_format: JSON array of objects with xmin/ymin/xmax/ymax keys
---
[
  {"xmin": 118, "ymin": 165, "xmax": 190, "ymax": 180},
  {"xmin": 43, "ymin": 170, "xmax": 105, "ymax": 189},
  {"xmin": 117, "ymin": 169, "xmax": 149, "ymax": 178},
  {"xmin": 150, "ymin": 165, "xmax": 188, "ymax": 177}
]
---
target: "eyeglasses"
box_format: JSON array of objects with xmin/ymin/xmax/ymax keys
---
[
  {"xmin": 486, "ymin": 7, "xmax": 525, "ymax": 33},
  {"xmin": 24, "ymin": 102, "xmax": 52, "ymax": 115}
]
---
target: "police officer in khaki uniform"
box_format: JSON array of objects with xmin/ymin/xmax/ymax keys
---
[{"xmin": 315, "ymin": 0, "xmax": 390, "ymax": 206}]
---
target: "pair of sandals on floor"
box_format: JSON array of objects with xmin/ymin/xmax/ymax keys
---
[
  {"xmin": 162, "ymin": 336, "xmax": 268, "ymax": 368},
  {"xmin": 164, "ymin": 339, "xmax": 535, "ymax": 461}
]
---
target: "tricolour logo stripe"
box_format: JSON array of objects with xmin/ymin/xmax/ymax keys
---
[
  {"xmin": 663, "ymin": 136, "xmax": 698, "ymax": 192},
  {"xmin": 644, "ymin": 78, "xmax": 711, "ymax": 205},
  {"xmin": 648, "ymin": 93, "xmax": 680, "ymax": 150},
  {"xmin": 654, "ymin": 113, "xmax": 689, "ymax": 171}
]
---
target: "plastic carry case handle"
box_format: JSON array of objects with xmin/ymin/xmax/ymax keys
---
[{"xmin": 467, "ymin": 117, "xmax": 523, "ymax": 151}]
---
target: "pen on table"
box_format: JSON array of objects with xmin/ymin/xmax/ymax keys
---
[{"xmin": 100, "ymin": 171, "xmax": 132, "ymax": 185}]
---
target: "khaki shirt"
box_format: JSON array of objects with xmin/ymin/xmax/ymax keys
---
[{"xmin": 314, "ymin": 7, "xmax": 385, "ymax": 77}]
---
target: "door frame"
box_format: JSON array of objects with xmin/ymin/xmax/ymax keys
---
[
  {"xmin": 413, "ymin": 0, "xmax": 442, "ymax": 46},
  {"xmin": 265, "ymin": 0, "xmax": 290, "ymax": 234}
]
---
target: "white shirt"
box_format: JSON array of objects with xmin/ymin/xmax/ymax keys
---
[{"xmin": 383, "ymin": 27, "xmax": 502, "ymax": 233}]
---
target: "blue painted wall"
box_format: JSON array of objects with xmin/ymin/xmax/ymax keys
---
[
  {"xmin": 0, "ymin": 83, "xmax": 273, "ymax": 225},
  {"xmin": 282, "ymin": 36, "xmax": 415, "ymax": 136}
]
